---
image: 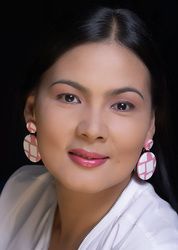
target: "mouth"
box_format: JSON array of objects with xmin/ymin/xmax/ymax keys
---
[{"xmin": 68, "ymin": 148, "xmax": 109, "ymax": 168}]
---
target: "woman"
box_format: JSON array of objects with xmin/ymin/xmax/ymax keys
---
[{"xmin": 0, "ymin": 6, "xmax": 178, "ymax": 250}]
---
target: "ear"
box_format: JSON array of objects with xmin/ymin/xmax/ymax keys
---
[
  {"xmin": 145, "ymin": 112, "xmax": 155, "ymax": 142},
  {"xmin": 24, "ymin": 93, "xmax": 36, "ymax": 124}
]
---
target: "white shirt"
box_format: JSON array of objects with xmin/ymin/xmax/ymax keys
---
[{"xmin": 0, "ymin": 165, "xmax": 178, "ymax": 250}]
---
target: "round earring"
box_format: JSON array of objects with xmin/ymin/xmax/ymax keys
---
[
  {"xmin": 136, "ymin": 139, "xmax": 156, "ymax": 180},
  {"xmin": 23, "ymin": 121, "xmax": 41, "ymax": 162}
]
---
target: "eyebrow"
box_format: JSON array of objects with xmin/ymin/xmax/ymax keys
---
[
  {"xmin": 49, "ymin": 79, "xmax": 144, "ymax": 100},
  {"xmin": 50, "ymin": 79, "xmax": 88, "ymax": 94}
]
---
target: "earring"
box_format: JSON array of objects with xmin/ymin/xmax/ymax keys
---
[
  {"xmin": 23, "ymin": 121, "xmax": 41, "ymax": 162},
  {"xmin": 136, "ymin": 139, "xmax": 156, "ymax": 180}
]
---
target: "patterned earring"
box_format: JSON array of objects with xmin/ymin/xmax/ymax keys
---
[
  {"xmin": 136, "ymin": 139, "xmax": 156, "ymax": 180},
  {"xmin": 23, "ymin": 121, "xmax": 41, "ymax": 162}
]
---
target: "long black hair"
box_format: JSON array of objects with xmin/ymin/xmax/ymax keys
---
[{"xmin": 21, "ymin": 5, "xmax": 178, "ymax": 212}]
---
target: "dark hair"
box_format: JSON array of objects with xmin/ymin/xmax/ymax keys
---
[{"xmin": 21, "ymin": 6, "xmax": 178, "ymax": 212}]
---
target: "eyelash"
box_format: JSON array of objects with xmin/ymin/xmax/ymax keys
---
[
  {"xmin": 56, "ymin": 93, "xmax": 81, "ymax": 104},
  {"xmin": 111, "ymin": 101, "xmax": 135, "ymax": 112},
  {"xmin": 56, "ymin": 93, "xmax": 135, "ymax": 111}
]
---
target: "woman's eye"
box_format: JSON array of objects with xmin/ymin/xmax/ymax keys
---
[
  {"xmin": 111, "ymin": 102, "xmax": 134, "ymax": 112},
  {"xmin": 56, "ymin": 93, "xmax": 81, "ymax": 104}
]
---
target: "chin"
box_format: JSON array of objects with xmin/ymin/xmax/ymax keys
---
[{"xmin": 57, "ymin": 176, "xmax": 118, "ymax": 194}]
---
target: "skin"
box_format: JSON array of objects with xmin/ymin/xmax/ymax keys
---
[{"xmin": 24, "ymin": 41, "xmax": 155, "ymax": 249}]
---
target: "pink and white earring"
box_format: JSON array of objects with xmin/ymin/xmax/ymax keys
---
[
  {"xmin": 136, "ymin": 139, "xmax": 156, "ymax": 180},
  {"xmin": 23, "ymin": 121, "xmax": 41, "ymax": 162}
]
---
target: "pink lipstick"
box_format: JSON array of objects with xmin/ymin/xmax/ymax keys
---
[{"xmin": 68, "ymin": 148, "xmax": 109, "ymax": 168}]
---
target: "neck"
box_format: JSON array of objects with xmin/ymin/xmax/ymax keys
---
[{"xmin": 53, "ymin": 177, "xmax": 130, "ymax": 246}]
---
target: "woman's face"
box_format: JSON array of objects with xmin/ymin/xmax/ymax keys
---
[{"xmin": 25, "ymin": 42, "xmax": 155, "ymax": 193}]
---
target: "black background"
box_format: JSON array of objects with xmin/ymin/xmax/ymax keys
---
[{"xmin": 1, "ymin": 0, "xmax": 178, "ymax": 183}]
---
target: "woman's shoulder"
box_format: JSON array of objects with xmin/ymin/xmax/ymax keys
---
[
  {"xmin": 0, "ymin": 166, "xmax": 56, "ymax": 249},
  {"xmin": 5, "ymin": 164, "xmax": 47, "ymax": 181},
  {"xmin": 0, "ymin": 165, "xmax": 53, "ymax": 215},
  {"xmin": 77, "ymin": 178, "xmax": 178, "ymax": 250},
  {"xmin": 115, "ymin": 177, "xmax": 178, "ymax": 249},
  {"xmin": 1, "ymin": 165, "xmax": 47, "ymax": 193}
]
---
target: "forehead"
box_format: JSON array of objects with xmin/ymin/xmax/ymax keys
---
[{"xmin": 40, "ymin": 42, "xmax": 151, "ymax": 93}]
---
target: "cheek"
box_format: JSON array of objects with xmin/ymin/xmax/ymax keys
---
[
  {"xmin": 109, "ymin": 115, "xmax": 151, "ymax": 165},
  {"xmin": 34, "ymin": 102, "xmax": 80, "ymax": 157}
]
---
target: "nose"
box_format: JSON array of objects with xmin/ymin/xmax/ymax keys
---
[{"xmin": 76, "ymin": 109, "xmax": 108, "ymax": 143}]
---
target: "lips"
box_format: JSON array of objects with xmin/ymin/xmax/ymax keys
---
[
  {"xmin": 69, "ymin": 148, "xmax": 108, "ymax": 159},
  {"xmin": 68, "ymin": 148, "xmax": 109, "ymax": 168}
]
